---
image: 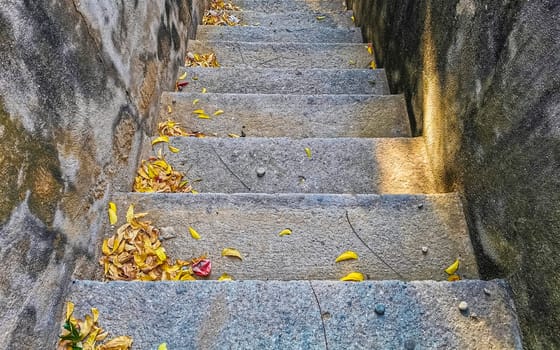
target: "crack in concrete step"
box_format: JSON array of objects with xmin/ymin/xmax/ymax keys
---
[
  {"xmin": 103, "ymin": 192, "xmax": 478, "ymax": 281},
  {"xmin": 178, "ymin": 67, "xmax": 389, "ymax": 95},
  {"xmin": 187, "ymin": 41, "xmax": 374, "ymax": 69},
  {"xmin": 160, "ymin": 92, "xmax": 411, "ymax": 138},
  {"xmin": 197, "ymin": 25, "xmax": 363, "ymax": 43},
  {"xmin": 68, "ymin": 279, "xmax": 523, "ymax": 349}
]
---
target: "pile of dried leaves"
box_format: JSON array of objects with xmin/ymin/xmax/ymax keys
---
[
  {"xmin": 58, "ymin": 302, "xmax": 132, "ymax": 350},
  {"xmin": 185, "ymin": 52, "xmax": 220, "ymax": 67},
  {"xmin": 203, "ymin": 0, "xmax": 240, "ymax": 26},
  {"xmin": 132, "ymin": 152, "xmax": 193, "ymax": 193},
  {"xmin": 158, "ymin": 119, "xmax": 206, "ymax": 138},
  {"xmin": 99, "ymin": 204, "xmax": 211, "ymax": 281}
]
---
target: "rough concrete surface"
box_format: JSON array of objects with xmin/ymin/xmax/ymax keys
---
[
  {"xmin": 179, "ymin": 67, "xmax": 390, "ymax": 95},
  {"xmin": 67, "ymin": 279, "xmax": 522, "ymax": 349},
  {"xmin": 99, "ymin": 192, "xmax": 478, "ymax": 281},
  {"xmin": 0, "ymin": 0, "xmax": 204, "ymax": 347},
  {"xmin": 352, "ymin": 0, "xmax": 560, "ymax": 347},
  {"xmin": 140, "ymin": 137, "xmax": 436, "ymax": 194},
  {"xmin": 159, "ymin": 92, "xmax": 411, "ymax": 138},
  {"xmin": 187, "ymin": 40, "xmax": 374, "ymax": 68},
  {"xmin": 197, "ymin": 25, "xmax": 363, "ymax": 43},
  {"xmin": 235, "ymin": 10, "xmax": 354, "ymax": 28},
  {"xmin": 233, "ymin": 0, "xmax": 348, "ymax": 12}
]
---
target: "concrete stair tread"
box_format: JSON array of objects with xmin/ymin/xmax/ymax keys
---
[
  {"xmin": 233, "ymin": 10, "xmax": 354, "ymax": 28},
  {"xmin": 196, "ymin": 25, "xmax": 362, "ymax": 43},
  {"xmin": 143, "ymin": 137, "xmax": 435, "ymax": 194},
  {"xmin": 178, "ymin": 67, "xmax": 389, "ymax": 95},
  {"xmin": 187, "ymin": 40, "xmax": 374, "ymax": 69},
  {"xmin": 68, "ymin": 279, "xmax": 522, "ymax": 349},
  {"xmin": 105, "ymin": 192, "xmax": 477, "ymax": 281},
  {"xmin": 160, "ymin": 92, "xmax": 411, "ymax": 138},
  {"xmin": 232, "ymin": 0, "xmax": 348, "ymax": 13}
]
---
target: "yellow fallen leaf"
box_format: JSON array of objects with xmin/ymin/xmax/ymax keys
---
[
  {"xmin": 168, "ymin": 145, "xmax": 180, "ymax": 153},
  {"xmin": 213, "ymin": 109, "xmax": 224, "ymax": 116},
  {"xmin": 191, "ymin": 189, "xmax": 199, "ymax": 194},
  {"xmin": 193, "ymin": 109, "xmax": 206, "ymax": 114},
  {"xmin": 179, "ymin": 72, "xmax": 187, "ymax": 80},
  {"xmin": 228, "ymin": 133, "xmax": 240, "ymax": 138},
  {"xmin": 155, "ymin": 247, "xmax": 167, "ymax": 261},
  {"xmin": 65, "ymin": 301, "xmax": 74, "ymax": 320},
  {"xmin": 92, "ymin": 307, "xmax": 99, "ymax": 322},
  {"xmin": 192, "ymin": 98, "xmax": 200, "ymax": 105},
  {"xmin": 201, "ymin": 87, "xmax": 207, "ymax": 93},
  {"xmin": 193, "ymin": 76, "xmax": 199, "ymax": 80},
  {"xmin": 97, "ymin": 335, "xmax": 133, "ymax": 350},
  {"xmin": 222, "ymin": 248, "xmax": 243, "ymax": 260},
  {"xmin": 340, "ymin": 272, "xmax": 365, "ymax": 282},
  {"xmin": 198, "ymin": 114, "xmax": 211, "ymax": 119},
  {"xmin": 448, "ymin": 274, "xmax": 461, "ymax": 282},
  {"xmin": 218, "ymin": 273, "xmax": 233, "ymax": 281},
  {"xmin": 305, "ymin": 147, "xmax": 312, "ymax": 159},
  {"xmin": 335, "ymin": 251, "xmax": 359, "ymax": 263},
  {"xmin": 102, "ymin": 238, "xmax": 111, "ymax": 255},
  {"xmin": 367, "ymin": 43, "xmax": 373, "ymax": 55},
  {"xmin": 126, "ymin": 204, "xmax": 134, "ymax": 224},
  {"xmin": 278, "ymin": 228, "xmax": 292, "ymax": 236},
  {"xmin": 349, "ymin": 60, "xmax": 356, "ymax": 65},
  {"xmin": 167, "ymin": 105, "xmax": 172, "ymax": 114},
  {"xmin": 316, "ymin": 15, "xmax": 326, "ymax": 20},
  {"xmin": 152, "ymin": 135, "xmax": 170, "ymax": 146},
  {"xmin": 189, "ymin": 226, "xmax": 201, "ymax": 240},
  {"xmin": 351, "ymin": 15, "xmax": 355, "ymax": 22},
  {"xmin": 108, "ymin": 202, "xmax": 118, "ymax": 225},
  {"xmin": 445, "ymin": 259, "xmax": 460, "ymax": 275},
  {"xmin": 369, "ymin": 60, "xmax": 377, "ymax": 69},
  {"xmin": 158, "ymin": 343, "xmax": 168, "ymax": 350}
]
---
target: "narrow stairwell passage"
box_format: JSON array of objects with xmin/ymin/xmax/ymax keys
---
[{"xmin": 65, "ymin": 0, "xmax": 523, "ymax": 348}]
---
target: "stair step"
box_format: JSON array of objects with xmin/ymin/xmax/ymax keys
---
[
  {"xmin": 196, "ymin": 25, "xmax": 362, "ymax": 43},
  {"xmin": 232, "ymin": 0, "xmax": 348, "ymax": 13},
  {"xmin": 234, "ymin": 10, "xmax": 354, "ymax": 28},
  {"xmin": 145, "ymin": 137, "xmax": 435, "ymax": 194},
  {"xmin": 178, "ymin": 67, "xmax": 389, "ymax": 95},
  {"xmin": 160, "ymin": 92, "xmax": 411, "ymax": 138},
  {"xmin": 188, "ymin": 41, "xmax": 374, "ymax": 69},
  {"xmin": 68, "ymin": 279, "xmax": 522, "ymax": 349},
  {"xmin": 108, "ymin": 192, "xmax": 478, "ymax": 281}
]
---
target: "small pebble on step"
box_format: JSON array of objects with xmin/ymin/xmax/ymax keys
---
[
  {"xmin": 374, "ymin": 303, "xmax": 385, "ymax": 315},
  {"xmin": 256, "ymin": 167, "xmax": 266, "ymax": 177},
  {"xmin": 458, "ymin": 301, "xmax": 469, "ymax": 312},
  {"xmin": 483, "ymin": 288, "xmax": 491, "ymax": 296},
  {"xmin": 421, "ymin": 246, "xmax": 428, "ymax": 254}
]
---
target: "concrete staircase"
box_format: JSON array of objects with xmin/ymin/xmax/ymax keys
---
[{"xmin": 68, "ymin": 0, "xmax": 523, "ymax": 348}]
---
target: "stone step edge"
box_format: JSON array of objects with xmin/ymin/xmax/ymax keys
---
[
  {"xmin": 180, "ymin": 67, "xmax": 384, "ymax": 73},
  {"xmin": 161, "ymin": 92, "xmax": 399, "ymax": 99}
]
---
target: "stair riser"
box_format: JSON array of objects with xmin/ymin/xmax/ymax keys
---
[
  {"xmin": 235, "ymin": 10, "xmax": 355, "ymax": 28},
  {"xmin": 197, "ymin": 25, "xmax": 363, "ymax": 43},
  {"xmin": 232, "ymin": 0, "xmax": 348, "ymax": 12},
  {"xmin": 143, "ymin": 137, "xmax": 435, "ymax": 194},
  {"xmin": 69, "ymin": 280, "xmax": 523, "ymax": 349},
  {"xmin": 160, "ymin": 92, "xmax": 411, "ymax": 138},
  {"xmin": 178, "ymin": 67, "xmax": 389, "ymax": 95},
  {"xmin": 187, "ymin": 41, "xmax": 374, "ymax": 69},
  {"xmin": 107, "ymin": 192, "xmax": 478, "ymax": 281}
]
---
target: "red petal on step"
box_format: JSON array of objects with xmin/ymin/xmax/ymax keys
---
[{"xmin": 192, "ymin": 259, "xmax": 212, "ymax": 277}]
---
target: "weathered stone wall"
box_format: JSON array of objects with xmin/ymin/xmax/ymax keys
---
[
  {"xmin": 0, "ymin": 0, "xmax": 204, "ymax": 347},
  {"xmin": 352, "ymin": 0, "xmax": 560, "ymax": 348}
]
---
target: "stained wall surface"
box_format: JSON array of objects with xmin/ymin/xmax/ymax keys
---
[{"xmin": 0, "ymin": 0, "xmax": 204, "ymax": 346}]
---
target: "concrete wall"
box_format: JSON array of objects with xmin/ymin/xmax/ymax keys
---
[
  {"xmin": 0, "ymin": 0, "xmax": 204, "ymax": 346},
  {"xmin": 351, "ymin": 0, "xmax": 560, "ymax": 348}
]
